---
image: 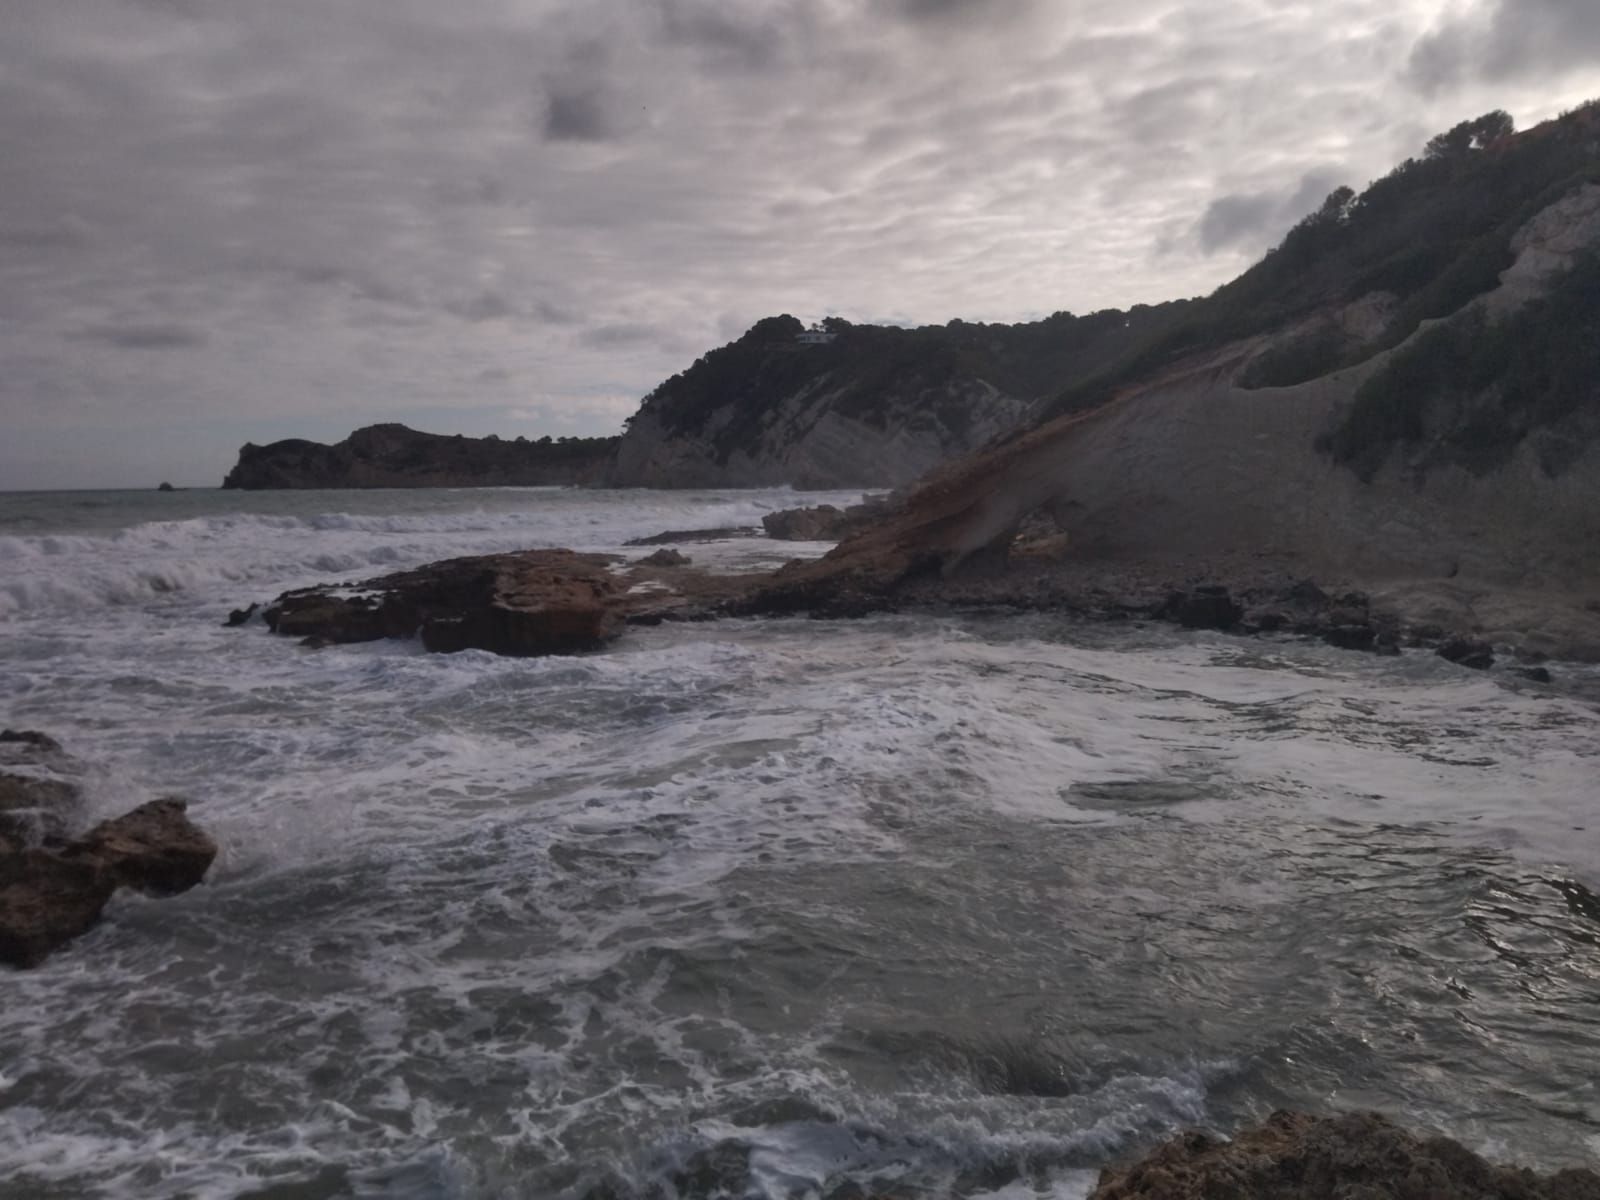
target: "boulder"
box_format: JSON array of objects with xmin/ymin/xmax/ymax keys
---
[
  {"xmin": 761, "ymin": 498, "xmax": 889, "ymax": 542},
  {"xmin": 1165, "ymin": 585, "xmax": 1242, "ymax": 631},
  {"xmin": 624, "ymin": 526, "xmax": 762, "ymax": 546},
  {"xmin": 0, "ymin": 850, "xmax": 116, "ymax": 969},
  {"xmin": 263, "ymin": 549, "xmax": 625, "ymax": 656},
  {"xmin": 69, "ymin": 798, "xmax": 218, "ymax": 896},
  {"xmin": 1090, "ymin": 1109, "xmax": 1600, "ymax": 1200},
  {"xmin": 1322, "ymin": 624, "xmax": 1377, "ymax": 652},
  {"xmin": 0, "ymin": 735, "xmax": 217, "ymax": 968},
  {"xmin": 1438, "ymin": 636, "xmax": 1496, "ymax": 670},
  {"xmin": 635, "ymin": 548, "xmax": 691, "ymax": 567}
]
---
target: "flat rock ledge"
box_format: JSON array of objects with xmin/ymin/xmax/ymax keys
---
[
  {"xmin": 264, "ymin": 549, "xmax": 629, "ymax": 655},
  {"xmin": 1090, "ymin": 1110, "xmax": 1600, "ymax": 1200},
  {"xmin": 1, "ymin": 731, "xmax": 217, "ymax": 969}
]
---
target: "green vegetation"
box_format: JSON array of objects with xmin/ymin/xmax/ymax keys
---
[
  {"xmin": 1320, "ymin": 251, "xmax": 1600, "ymax": 479},
  {"xmin": 1037, "ymin": 103, "xmax": 1600, "ymax": 417},
  {"xmin": 628, "ymin": 103, "xmax": 1600, "ymax": 469}
]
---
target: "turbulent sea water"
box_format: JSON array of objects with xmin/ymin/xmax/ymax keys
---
[{"xmin": 2, "ymin": 486, "xmax": 1599, "ymax": 1199}]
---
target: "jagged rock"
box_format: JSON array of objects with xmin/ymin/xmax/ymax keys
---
[
  {"xmin": 224, "ymin": 602, "xmax": 259, "ymax": 627},
  {"xmin": 634, "ymin": 549, "xmax": 690, "ymax": 567},
  {"xmin": 263, "ymin": 549, "xmax": 626, "ymax": 656},
  {"xmin": 1, "ymin": 735, "xmax": 217, "ymax": 968},
  {"xmin": 1089, "ymin": 1109, "xmax": 1600, "ymax": 1200},
  {"xmin": 1438, "ymin": 636, "xmax": 1496, "ymax": 670},
  {"xmin": 1518, "ymin": 665, "xmax": 1554, "ymax": 684},
  {"xmin": 0, "ymin": 729, "xmax": 64, "ymax": 755},
  {"xmin": 68, "ymin": 798, "xmax": 217, "ymax": 897},
  {"xmin": 222, "ymin": 423, "xmax": 618, "ymax": 489},
  {"xmin": 1323, "ymin": 624, "xmax": 1377, "ymax": 651},
  {"xmin": 1165, "ymin": 585, "xmax": 1242, "ymax": 631},
  {"xmin": 0, "ymin": 850, "xmax": 116, "ymax": 969},
  {"xmin": 0, "ymin": 730, "xmax": 84, "ymax": 851},
  {"xmin": 762, "ymin": 498, "xmax": 892, "ymax": 542}
]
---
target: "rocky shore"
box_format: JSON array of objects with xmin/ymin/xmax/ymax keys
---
[
  {"xmin": 1089, "ymin": 1110, "xmax": 1600, "ymax": 1199},
  {"xmin": 1, "ymin": 731, "xmax": 217, "ymax": 968}
]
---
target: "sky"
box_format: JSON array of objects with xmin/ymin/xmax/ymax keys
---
[{"xmin": 4, "ymin": 0, "xmax": 1600, "ymax": 488}]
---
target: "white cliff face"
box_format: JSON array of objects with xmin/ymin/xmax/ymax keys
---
[
  {"xmin": 1495, "ymin": 182, "xmax": 1600, "ymax": 308},
  {"xmin": 610, "ymin": 375, "xmax": 1032, "ymax": 488}
]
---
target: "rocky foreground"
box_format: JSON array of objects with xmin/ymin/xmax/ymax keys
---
[
  {"xmin": 0, "ymin": 731, "xmax": 216, "ymax": 968},
  {"xmin": 1089, "ymin": 1110, "xmax": 1600, "ymax": 1199}
]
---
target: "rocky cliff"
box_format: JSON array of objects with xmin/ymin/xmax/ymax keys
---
[
  {"xmin": 222, "ymin": 424, "xmax": 618, "ymax": 489},
  {"xmin": 753, "ymin": 104, "xmax": 1600, "ymax": 644},
  {"xmin": 606, "ymin": 310, "xmax": 1197, "ymax": 488}
]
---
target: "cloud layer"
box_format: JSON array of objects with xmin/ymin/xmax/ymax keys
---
[{"xmin": 4, "ymin": 0, "xmax": 1600, "ymax": 486}]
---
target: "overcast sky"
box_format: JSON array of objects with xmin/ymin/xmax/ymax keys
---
[{"xmin": 3, "ymin": 0, "xmax": 1599, "ymax": 488}]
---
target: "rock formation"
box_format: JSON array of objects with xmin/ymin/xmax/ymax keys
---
[
  {"xmin": 263, "ymin": 549, "xmax": 627, "ymax": 655},
  {"xmin": 607, "ymin": 312, "xmax": 1153, "ymax": 488},
  {"xmin": 0, "ymin": 731, "xmax": 217, "ymax": 969},
  {"xmin": 736, "ymin": 108, "xmax": 1600, "ymax": 658},
  {"xmin": 1089, "ymin": 1110, "xmax": 1600, "ymax": 1199},
  {"xmin": 222, "ymin": 423, "xmax": 618, "ymax": 489}
]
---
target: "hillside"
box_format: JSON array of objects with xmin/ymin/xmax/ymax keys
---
[
  {"xmin": 221, "ymin": 424, "xmax": 618, "ymax": 489},
  {"xmin": 752, "ymin": 103, "xmax": 1600, "ymax": 649},
  {"xmin": 606, "ymin": 310, "xmax": 1190, "ymax": 487}
]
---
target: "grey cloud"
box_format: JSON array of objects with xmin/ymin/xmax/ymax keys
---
[
  {"xmin": 2, "ymin": 0, "xmax": 1591, "ymax": 488},
  {"xmin": 1408, "ymin": 0, "xmax": 1600, "ymax": 92},
  {"xmin": 543, "ymin": 86, "xmax": 619, "ymax": 142},
  {"xmin": 579, "ymin": 322, "xmax": 665, "ymax": 350},
  {"xmin": 1196, "ymin": 169, "xmax": 1348, "ymax": 255},
  {"xmin": 76, "ymin": 322, "xmax": 209, "ymax": 350}
]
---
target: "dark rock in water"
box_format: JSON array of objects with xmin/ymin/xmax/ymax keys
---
[
  {"xmin": 0, "ymin": 730, "xmax": 83, "ymax": 850},
  {"xmin": 69, "ymin": 798, "xmax": 217, "ymax": 897},
  {"xmin": 623, "ymin": 526, "xmax": 762, "ymax": 546},
  {"xmin": 1, "ymin": 729, "xmax": 64, "ymax": 755},
  {"xmin": 1375, "ymin": 630, "xmax": 1402, "ymax": 656},
  {"xmin": 634, "ymin": 548, "xmax": 690, "ymax": 567},
  {"xmin": 763, "ymin": 497, "xmax": 894, "ymax": 542},
  {"xmin": 0, "ymin": 734, "xmax": 217, "ymax": 968},
  {"xmin": 224, "ymin": 602, "xmax": 259, "ymax": 627},
  {"xmin": 264, "ymin": 549, "xmax": 625, "ymax": 656},
  {"xmin": 1286, "ymin": 578, "xmax": 1328, "ymax": 606},
  {"xmin": 1165, "ymin": 585, "xmax": 1242, "ymax": 631},
  {"xmin": 1518, "ymin": 665, "xmax": 1554, "ymax": 684},
  {"xmin": 1089, "ymin": 1109, "xmax": 1600, "ymax": 1200},
  {"xmin": 157, "ymin": 481, "xmax": 175, "ymax": 492},
  {"xmin": 1243, "ymin": 608, "xmax": 1289, "ymax": 633},
  {"xmin": 0, "ymin": 850, "xmax": 117, "ymax": 969},
  {"xmin": 1409, "ymin": 622, "xmax": 1447, "ymax": 645},
  {"xmin": 1438, "ymin": 636, "xmax": 1496, "ymax": 669},
  {"xmin": 1323, "ymin": 623, "xmax": 1377, "ymax": 652}
]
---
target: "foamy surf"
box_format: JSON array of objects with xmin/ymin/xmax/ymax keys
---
[{"xmin": 2, "ymin": 487, "xmax": 1598, "ymax": 1197}]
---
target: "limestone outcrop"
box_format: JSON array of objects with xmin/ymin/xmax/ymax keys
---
[
  {"xmin": 222, "ymin": 423, "xmax": 618, "ymax": 489},
  {"xmin": 1089, "ymin": 1110, "xmax": 1600, "ymax": 1200}
]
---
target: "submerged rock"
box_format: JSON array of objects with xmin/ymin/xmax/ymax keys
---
[
  {"xmin": 1165, "ymin": 585, "xmax": 1242, "ymax": 631},
  {"xmin": 263, "ymin": 549, "xmax": 626, "ymax": 656},
  {"xmin": 1090, "ymin": 1109, "xmax": 1600, "ymax": 1199},
  {"xmin": 0, "ymin": 736, "xmax": 217, "ymax": 968},
  {"xmin": 623, "ymin": 526, "xmax": 762, "ymax": 546},
  {"xmin": 1438, "ymin": 635, "xmax": 1496, "ymax": 670},
  {"xmin": 634, "ymin": 548, "xmax": 691, "ymax": 567}
]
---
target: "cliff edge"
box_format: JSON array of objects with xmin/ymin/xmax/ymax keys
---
[{"xmin": 221, "ymin": 424, "xmax": 618, "ymax": 489}]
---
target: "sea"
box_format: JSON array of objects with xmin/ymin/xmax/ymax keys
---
[{"xmin": 2, "ymin": 486, "xmax": 1598, "ymax": 1200}]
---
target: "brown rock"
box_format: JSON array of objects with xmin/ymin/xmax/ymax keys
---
[
  {"xmin": 0, "ymin": 850, "xmax": 115, "ymax": 969},
  {"xmin": 264, "ymin": 549, "xmax": 625, "ymax": 656},
  {"xmin": 635, "ymin": 548, "xmax": 691, "ymax": 567},
  {"xmin": 1, "ymin": 734, "xmax": 218, "ymax": 968},
  {"xmin": 71, "ymin": 798, "xmax": 218, "ymax": 896},
  {"xmin": 1090, "ymin": 1110, "xmax": 1600, "ymax": 1200}
]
